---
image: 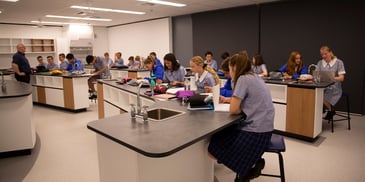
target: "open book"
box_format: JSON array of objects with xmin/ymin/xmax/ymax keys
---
[{"xmin": 212, "ymin": 84, "xmax": 230, "ymax": 112}]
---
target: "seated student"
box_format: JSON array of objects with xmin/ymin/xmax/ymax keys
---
[
  {"xmin": 36, "ymin": 56, "xmax": 47, "ymax": 67},
  {"xmin": 127, "ymin": 56, "xmax": 140, "ymax": 69},
  {"xmin": 279, "ymin": 51, "xmax": 307, "ymax": 79},
  {"xmin": 46, "ymin": 56, "xmax": 59, "ymax": 71},
  {"xmin": 86, "ymin": 55, "xmax": 107, "ymax": 99},
  {"xmin": 317, "ymin": 46, "xmax": 346, "ymax": 120},
  {"xmin": 219, "ymin": 58, "xmax": 233, "ymax": 98},
  {"xmin": 114, "ymin": 52, "xmax": 124, "ymax": 66},
  {"xmin": 104, "ymin": 52, "xmax": 114, "ymax": 67},
  {"xmin": 143, "ymin": 56, "xmax": 164, "ymax": 84},
  {"xmin": 66, "ymin": 53, "xmax": 84, "ymax": 72},
  {"xmin": 59, "ymin": 53, "xmax": 69, "ymax": 71},
  {"xmin": 251, "ymin": 53, "xmax": 268, "ymax": 77},
  {"xmin": 208, "ymin": 52, "xmax": 274, "ymax": 182},
  {"xmin": 135, "ymin": 55, "xmax": 143, "ymax": 69},
  {"xmin": 149, "ymin": 52, "xmax": 163, "ymax": 68},
  {"xmin": 204, "ymin": 51, "xmax": 218, "ymax": 72},
  {"xmin": 190, "ymin": 56, "xmax": 220, "ymax": 93},
  {"xmin": 163, "ymin": 53, "xmax": 185, "ymax": 86}
]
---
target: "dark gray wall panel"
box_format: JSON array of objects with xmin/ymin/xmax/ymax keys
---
[
  {"xmin": 192, "ymin": 5, "xmax": 259, "ymax": 67},
  {"xmin": 172, "ymin": 15, "xmax": 193, "ymax": 67},
  {"xmin": 260, "ymin": 1, "xmax": 365, "ymax": 114}
]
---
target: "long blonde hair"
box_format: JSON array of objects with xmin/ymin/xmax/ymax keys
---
[{"xmin": 190, "ymin": 56, "xmax": 220, "ymax": 86}]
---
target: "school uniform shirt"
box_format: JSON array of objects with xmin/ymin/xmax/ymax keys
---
[
  {"xmin": 317, "ymin": 58, "xmax": 346, "ymax": 106},
  {"xmin": 195, "ymin": 70, "xmax": 216, "ymax": 93},
  {"xmin": 66, "ymin": 59, "xmax": 84, "ymax": 72},
  {"xmin": 220, "ymin": 77, "xmax": 232, "ymax": 97},
  {"xmin": 60, "ymin": 60, "xmax": 69, "ymax": 71},
  {"xmin": 47, "ymin": 63, "xmax": 59, "ymax": 70},
  {"xmin": 127, "ymin": 61, "xmax": 140, "ymax": 67},
  {"xmin": 204, "ymin": 59, "xmax": 218, "ymax": 71},
  {"xmin": 233, "ymin": 74, "xmax": 274, "ymax": 133},
  {"xmin": 279, "ymin": 63, "xmax": 308, "ymax": 79},
  {"xmin": 251, "ymin": 64, "xmax": 267, "ymax": 75},
  {"xmin": 115, "ymin": 58, "xmax": 124, "ymax": 66},
  {"xmin": 163, "ymin": 66, "xmax": 185, "ymax": 83},
  {"xmin": 152, "ymin": 65, "xmax": 164, "ymax": 81}
]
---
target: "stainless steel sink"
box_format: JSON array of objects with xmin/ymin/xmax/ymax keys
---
[{"xmin": 146, "ymin": 107, "xmax": 185, "ymax": 121}]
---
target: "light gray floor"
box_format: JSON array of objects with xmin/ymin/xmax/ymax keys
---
[{"xmin": 0, "ymin": 102, "xmax": 364, "ymax": 182}]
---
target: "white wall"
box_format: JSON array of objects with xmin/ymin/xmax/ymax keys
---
[
  {"xmin": 93, "ymin": 26, "xmax": 109, "ymax": 56},
  {"xmin": 107, "ymin": 18, "xmax": 172, "ymax": 64}
]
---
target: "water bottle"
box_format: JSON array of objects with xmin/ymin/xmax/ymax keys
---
[
  {"xmin": 150, "ymin": 73, "xmax": 156, "ymax": 95},
  {"xmin": 184, "ymin": 77, "xmax": 190, "ymax": 90}
]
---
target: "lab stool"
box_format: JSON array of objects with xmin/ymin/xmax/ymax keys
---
[
  {"xmin": 328, "ymin": 92, "xmax": 351, "ymax": 132},
  {"xmin": 235, "ymin": 133, "xmax": 286, "ymax": 182},
  {"xmin": 260, "ymin": 133, "xmax": 286, "ymax": 182}
]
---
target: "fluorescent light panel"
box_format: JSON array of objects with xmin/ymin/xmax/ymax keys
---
[
  {"xmin": 137, "ymin": 0, "xmax": 186, "ymax": 7},
  {"xmin": 0, "ymin": 0, "xmax": 19, "ymax": 2},
  {"xmin": 46, "ymin": 15, "xmax": 112, "ymax": 22},
  {"xmin": 31, "ymin": 20, "xmax": 88, "ymax": 25},
  {"xmin": 71, "ymin": 5, "xmax": 145, "ymax": 15}
]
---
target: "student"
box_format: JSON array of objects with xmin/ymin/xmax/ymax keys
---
[
  {"xmin": 86, "ymin": 55, "xmax": 107, "ymax": 99},
  {"xmin": 149, "ymin": 52, "xmax": 163, "ymax": 68},
  {"xmin": 127, "ymin": 56, "xmax": 140, "ymax": 69},
  {"xmin": 59, "ymin": 53, "xmax": 69, "ymax": 71},
  {"xmin": 114, "ymin": 52, "xmax": 124, "ymax": 66},
  {"xmin": 190, "ymin": 56, "xmax": 219, "ymax": 93},
  {"xmin": 162, "ymin": 53, "xmax": 185, "ymax": 86},
  {"xmin": 66, "ymin": 53, "xmax": 84, "ymax": 72},
  {"xmin": 36, "ymin": 55, "xmax": 48, "ymax": 67},
  {"xmin": 204, "ymin": 51, "xmax": 218, "ymax": 72},
  {"xmin": 279, "ymin": 51, "xmax": 307, "ymax": 79},
  {"xmin": 218, "ymin": 57, "xmax": 233, "ymax": 101},
  {"xmin": 135, "ymin": 55, "xmax": 143, "ymax": 69},
  {"xmin": 46, "ymin": 56, "xmax": 59, "ymax": 71},
  {"xmin": 251, "ymin": 53, "xmax": 268, "ymax": 77},
  {"xmin": 317, "ymin": 46, "xmax": 346, "ymax": 120},
  {"xmin": 143, "ymin": 56, "xmax": 164, "ymax": 84},
  {"xmin": 104, "ymin": 52, "xmax": 114, "ymax": 67},
  {"xmin": 208, "ymin": 52, "xmax": 274, "ymax": 182}
]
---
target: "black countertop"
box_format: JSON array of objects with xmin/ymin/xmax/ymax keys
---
[
  {"xmin": 264, "ymin": 78, "xmax": 334, "ymax": 88},
  {"xmin": 32, "ymin": 72, "xmax": 92, "ymax": 78},
  {"xmin": 0, "ymin": 80, "xmax": 32, "ymax": 98},
  {"xmin": 87, "ymin": 80, "xmax": 241, "ymax": 158}
]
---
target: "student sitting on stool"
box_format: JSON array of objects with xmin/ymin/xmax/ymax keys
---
[{"xmin": 86, "ymin": 55, "xmax": 107, "ymax": 100}]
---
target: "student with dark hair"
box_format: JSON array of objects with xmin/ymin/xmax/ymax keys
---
[
  {"xmin": 208, "ymin": 52, "xmax": 274, "ymax": 181},
  {"xmin": 251, "ymin": 53, "xmax": 268, "ymax": 77},
  {"xmin": 59, "ymin": 53, "xmax": 69, "ymax": 71},
  {"xmin": 317, "ymin": 46, "xmax": 346, "ymax": 120},
  {"xmin": 127, "ymin": 56, "xmax": 140, "ymax": 69},
  {"xmin": 204, "ymin": 51, "xmax": 218, "ymax": 72},
  {"xmin": 86, "ymin": 55, "xmax": 107, "ymax": 99},
  {"xmin": 66, "ymin": 53, "xmax": 84, "ymax": 72},
  {"xmin": 219, "ymin": 57, "xmax": 233, "ymax": 100},
  {"xmin": 163, "ymin": 53, "xmax": 185, "ymax": 86},
  {"xmin": 114, "ymin": 52, "xmax": 124, "ymax": 66},
  {"xmin": 46, "ymin": 56, "xmax": 59, "ymax": 71},
  {"xmin": 36, "ymin": 55, "xmax": 47, "ymax": 67}
]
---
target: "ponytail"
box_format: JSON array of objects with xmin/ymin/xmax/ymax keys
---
[{"xmin": 204, "ymin": 65, "xmax": 220, "ymax": 86}]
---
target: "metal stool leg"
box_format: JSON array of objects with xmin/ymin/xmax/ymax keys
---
[{"xmin": 346, "ymin": 94, "xmax": 351, "ymax": 130}]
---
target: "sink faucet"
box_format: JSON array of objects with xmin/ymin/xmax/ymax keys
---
[{"xmin": 136, "ymin": 80, "xmax": 152, "ymax": 115}]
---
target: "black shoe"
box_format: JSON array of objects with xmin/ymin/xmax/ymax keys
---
[
  {"xmin": 88, "ymin": 89, "xmax": 93, "ymax": 93},
  {"xmin": 324, "ymin": 107, "xmax": 336, "ymax": 120},
  {"xmin": 235, "ymin": 175, "xmax": 250, "ymax": 182},
  {"xmin": 89, "ymin": 94, "xmax": 97, "ymax": 100},
  {"xmin": 247, "ymin": 158, "xmax": 265, "ymax": 180}
]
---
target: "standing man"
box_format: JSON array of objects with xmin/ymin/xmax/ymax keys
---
[
  {"xmin": 12, "ymin": 43, "xmax": 31, "ymax": 83},
  {"xmin": 86, "ymin": 55, "xmax": 107, "ymax": 99}
]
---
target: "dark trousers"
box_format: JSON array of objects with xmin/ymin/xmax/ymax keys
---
[{"xmin": 15, "ymin": 74, "xmax": 30, "ymax": 83}]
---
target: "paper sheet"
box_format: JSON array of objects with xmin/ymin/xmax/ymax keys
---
[{"xmin": 212, "ymin": 84, "xmax": 230, "ymax": 112}]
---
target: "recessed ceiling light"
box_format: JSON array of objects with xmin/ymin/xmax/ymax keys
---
[
  {"xmin": 137, "ymin": 0, "xmax": 186, "ymax": 7},
  {"xmin": 46, "ymin": 15, "xmax": 112, "ymax": 22},
  {"xmin": 71, "ymin": 5, "xmax": 145, "ymax": 15},
  {"xmin": 0, "ymin": 0, "xmax": 19, "ymax": 2}
]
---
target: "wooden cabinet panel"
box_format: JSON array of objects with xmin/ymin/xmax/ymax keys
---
[
  {"xmin": 37, "ymin": 87, "xmax": 46, "ymax": 104},
  {"xmin": 286, "ymin": 87, "xmax": 315, "ymax": 137},
  {"xmin": 63, "ymin": 78, "xmax": 74, "ymax": 109}
]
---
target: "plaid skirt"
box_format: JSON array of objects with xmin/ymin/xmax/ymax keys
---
[{"xmin": 208, "ymin": 125, "xmax": 272, "ymax": 175}]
